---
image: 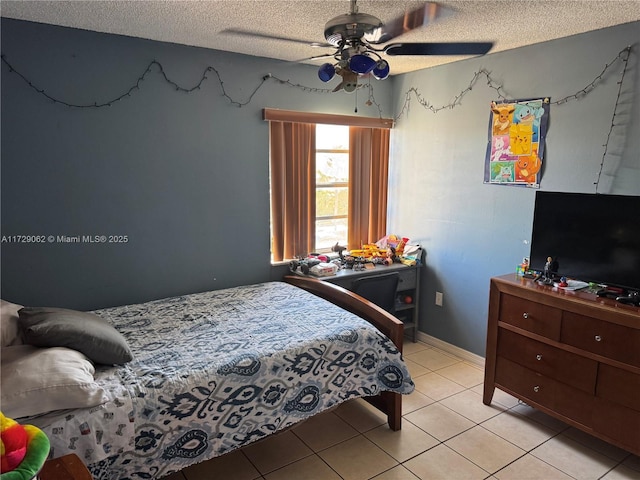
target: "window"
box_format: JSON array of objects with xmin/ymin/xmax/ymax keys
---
[
  {"xmin": 315, "ymin": 124, "xmax": 349, "ymax": 251},
  {"xmin": 264, "ymin": 109, "xmax": 392, "ymax": 263}
]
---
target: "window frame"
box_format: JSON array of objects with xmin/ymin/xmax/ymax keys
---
[{"xmin": 265, "ymin": 109, "xmax": 393, "ymax": 263}]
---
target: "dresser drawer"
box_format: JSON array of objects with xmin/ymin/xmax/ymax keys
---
[
  {"xmin": 596, "ymin": 364, "xmax": 640, "ymax": 412},
  {"xmin": 499, "ymin": 294, "xmax": 562, "ymax": 340},
  {"xmin": 593, "ymin": 398, "xmax": 640, "ymax": 454},
  {"xmin": 496, "ymin": 357, "xmax": 594, "ymax": 426},
  {"xmin": 397, "ymin": 269, "xmax": 417, "ymax": 290},
  {"xmin": 497, "ymin": 329, "xmax": 597, "ymax": 393},
  {"xmin": 561, "ymin": 312, "xmax": 640, "ymax": 367}
]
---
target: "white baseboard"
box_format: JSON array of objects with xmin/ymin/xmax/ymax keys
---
[{"xmin": 416, "ymin": 331, "xmax": 485, "ymax": 368}]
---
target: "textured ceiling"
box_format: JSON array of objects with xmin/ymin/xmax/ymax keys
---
[{"xmin": 2, "ymin": 0, "xmax": 639, "ymax": 75}]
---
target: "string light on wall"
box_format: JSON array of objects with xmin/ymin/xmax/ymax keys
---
[
  {"xmin": 1, "ymin": 46, "xmax": 630, "ymax": 116},
  {"xmin": 393, "ymin": 46, "xmax": 631, "ymax": 121},
  {"xmin": 1, "ymin": 45, "xmax": 632, "ymax": 191},
  {"xmin": 585, "ymin": 46, "xmax": 631, "ymax": 193},
  {"xmin": 0, "ymin": 56, "xmax": 336, "ymax": 109}
]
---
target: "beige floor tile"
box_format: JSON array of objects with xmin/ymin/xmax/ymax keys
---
[
  {"xmin": 445, "ymin": 426, "xmax": 526, "ymax": 473},
  {"xmin": 197, "ymin": 343, "xmax": 634, "ymax": 480},
  {"xmin": 182, "ymin": 450, "xmax": 261, "ymax": 480},
  {"xmin": 405, "ymin": 403, "xmax": 474, "ymax": 441},
  {"xmin": 601, "ymin": 464, "xmax": 640, "ymax": 480},
  {"xmin": 406, "ymin": 348, "xmax": 459, "ymax": 371},
  {"xmin": 334, "ymin": 398, "xmax": 387, "ymax": 433},
  {"xmin": 293, "ymin": 410, "xmax": 359, "ymax": 451},
  {"xmin": 402, "ymin": 389, "xmax": 436, "ymax": 415},
  {"xmin": 319, "ymin": 435, "xmax": 398, "ymax": 480},
  {"xmin": 493, "ymin": 453, "xmax": 573, "ymax": 480},
  {"xmin": 404, "ymin": 443, "xmax": 488, "ymax": 480},
  {"xmin": 436, "ymin": 362, "xmax": 485, "ymax": 388},
  {"xmin": 481, "ymin": 410, "xmax": 557, "ymax": 451},
  {"xmin": 440, "ymin": 389, "xmax": 506, "ymax": 423},
  {"xmin": 365, "ymin": 418, "xmax": 439, "ymax": 462},
  {"xmin": 623, "ymin": 455, "xmax": 640, "ymax": 472},
  {"xmin": 563, "ymin": 427, "xmax": 631, "ymax": 462},
  {"xmin": 242, "ymin": 430, "xmax": 313, "ymax": 475},
  {"xmin": 263, "ymin": 455, "xmax": 341, "ymax": 480},
  {"xmin": 413, "ymin": 371, "xmax": 466, "ymax": 400},
  {"xmin": 510, "ymin": 403, "xmax": 571, "ymax": 432},
  {"xmin": 371, "ymin": 465, "xmax": 420, "ymax": 479},
  {"xmin": 531, "ymin": 435, "xmax": 618, "ymax": 480},
  {"xmin": 404, "ymin": 358, "xmax": 430, "ymax": 378},
  {"xmin": 402, "ymin": 341, "xmax": 431, "ymax": 356}
]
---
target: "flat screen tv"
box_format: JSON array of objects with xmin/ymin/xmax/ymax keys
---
[{"xmin": 529, "ymin": 191, "xmax": 640, "ymax": 292}]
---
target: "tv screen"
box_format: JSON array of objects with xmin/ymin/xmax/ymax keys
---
[{"xmin": 529, "ymin": 191, "xmax": 640, "ymax": 291}]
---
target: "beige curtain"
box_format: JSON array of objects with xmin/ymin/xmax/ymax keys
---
[
  {"xmin": 348, "ymin": 126, "xmax": 390, "ymax": 249},
  {"xmin": 269, "ymin": 121, "xmax": 316, "ymax": 262}
]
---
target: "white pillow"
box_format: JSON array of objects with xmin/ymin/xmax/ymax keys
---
[
  {"xmin": 1, "ymin": 345, "xmax": 108, "ymax": 419},
  {"xmin": 1, "ymin": 299, "xmax": 24, "ymax": 347}
]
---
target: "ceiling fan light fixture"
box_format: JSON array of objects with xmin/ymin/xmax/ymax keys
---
[
  {"xmin": 318, "ymin": 62, "xmax": 336, "ymax": 82},
  {"xmin": 349, "ymin": 54, "xmax": 376, "ymax": 75},
  {"xmin": 372, "ymin": 60, "xmax": 390, "ymax": 80}
]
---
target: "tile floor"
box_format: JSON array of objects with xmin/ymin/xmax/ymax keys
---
[{"xmin": 165, "ymin": 341, "xmax": 640, "ymax": 480}]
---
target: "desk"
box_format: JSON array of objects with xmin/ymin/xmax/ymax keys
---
[{"xmin": 294, "ymin": 262, "xmax": 421, "ymax": 342}]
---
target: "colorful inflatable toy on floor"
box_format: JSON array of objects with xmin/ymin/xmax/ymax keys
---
[{"xmin": 0, "ymin": 412, "xmax": 50, "ymax": 480}]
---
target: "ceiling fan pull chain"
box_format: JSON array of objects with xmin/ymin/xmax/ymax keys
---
[{"xmin": 354, "ymin": 81, "xmax": 358, "ymax": 113}]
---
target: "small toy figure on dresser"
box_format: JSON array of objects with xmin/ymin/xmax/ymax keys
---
[{"xmin": 538, "ymin": 256, "xmax": 557, "ymax": 285}]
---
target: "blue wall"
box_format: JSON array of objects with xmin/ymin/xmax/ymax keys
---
[
  {"xmin": 388, "ymin": 22, "xmax": 640, "ymax": 355},
  {"xmin": 2, "ymin": 18, "xmax": 638, "ymax": 356},
  {"xmin": 0, "ymin": 18, "xmax": 393, "ymax": 309}
]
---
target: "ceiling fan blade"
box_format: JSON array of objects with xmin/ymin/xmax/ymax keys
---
[
  {"xmin": 384, "ymin": 42, "xmax": 494, "ymax": 56},
  {"xmin": 221, "ymin": 28, "xmax": 330, "ymax": 48},
  {"xmin": 365, "ymin": 2, "xmax": 450, "ymax": 44}
]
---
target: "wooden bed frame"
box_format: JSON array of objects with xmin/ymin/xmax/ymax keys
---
[{"xmin": 284, "ymin": 275, "xmax": 405, "ymax": 430}]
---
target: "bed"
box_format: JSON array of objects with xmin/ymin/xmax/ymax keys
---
[{"xmin": 0, "ymin": 276, "xmax": 414, "ymax": 479}]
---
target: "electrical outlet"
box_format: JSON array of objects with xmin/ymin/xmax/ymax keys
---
[{"xmin": 435, "ymin": 291, "xmax": 443, "ymax": 307}]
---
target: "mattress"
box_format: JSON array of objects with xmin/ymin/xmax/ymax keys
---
[{"xmin": 27, "ymin": 281, "xmax": 414, "ymax": 479}]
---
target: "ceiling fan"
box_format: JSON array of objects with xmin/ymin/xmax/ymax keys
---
[{"xmin": 223, "ymin": 0, "xmax": 493, "ymax": 91}]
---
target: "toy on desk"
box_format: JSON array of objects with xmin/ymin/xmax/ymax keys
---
[
  {"xmin": 331, "ymin": 243, "xmax": 347, "ymax": 255},
  {"xmin": 289, "ymin": 253, "xmax": 330, "ymax": 275},
  {"xmin": 1, "ymin": 411, "xmax": 50, "ymax": 480},
  {"xmin": 536, "ymin": 256, "xmax": 558, "ymax": 285},
  {"xmin": 544, "ymin": 257, "xmax": 553, "ymax": 278}
]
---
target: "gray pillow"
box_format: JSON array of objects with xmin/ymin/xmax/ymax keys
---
[{"xmin": 18, "ymin": 306, "xmax": 133, "ymax": 365}]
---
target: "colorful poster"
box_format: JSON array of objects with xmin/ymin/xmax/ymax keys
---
[{"xmin": 484, "ymin": 98, "xmax": 550, "ymax": 187}]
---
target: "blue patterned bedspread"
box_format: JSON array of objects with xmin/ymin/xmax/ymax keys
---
[{"xmin": 30, "ymin": 282, "xmax": 414, "ymax": 479}]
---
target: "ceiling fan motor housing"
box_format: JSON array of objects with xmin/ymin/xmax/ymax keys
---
[{"xmin": 324, "ymin": 13, "xmax": 383, "ymax": 46}]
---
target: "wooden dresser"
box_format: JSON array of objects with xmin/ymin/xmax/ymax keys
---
[{"xmin": 483, "ymin": 274, "xmax": 640, "ymax": 455}]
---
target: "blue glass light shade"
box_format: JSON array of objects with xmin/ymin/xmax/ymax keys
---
[
  {"xmin": 349, "ymin": 54, "xmax": 377, "ymax": 75},
  {"xmin": 372, "ymin": 60, "xmax": 390, "ymax": 80},
  {"xmin": 318, "ymin": 63, "xmax": 336, "ymax": 82}
]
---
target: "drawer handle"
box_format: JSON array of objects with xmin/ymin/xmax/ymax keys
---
[
  {"xmin": 533, "ymin": 385, "xmax": 540, "ymax": 393},
  {"xmin": 595, "ymin": 335, "xmax": 602, "ymax": 342},
  {"xmin": 522, "ymin": 312, "xmax": 529, "ymax": 319},
  {"xmin": 536, "ymin": 354, "xmax": 542, "ymax": 361}
]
